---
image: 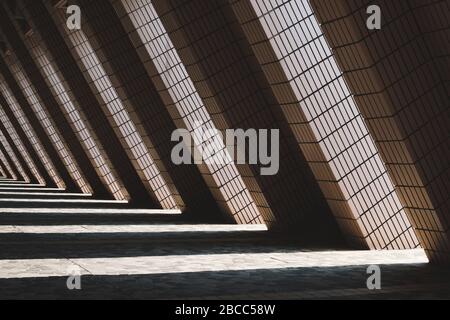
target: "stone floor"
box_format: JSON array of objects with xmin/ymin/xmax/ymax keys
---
[{"xmin": 0, "ymin": 177, "xmax": 450, "ymax": 300}]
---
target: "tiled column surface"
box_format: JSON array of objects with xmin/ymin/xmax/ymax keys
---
[
  {"xmin": 0, "ymin": 105, "xmax": 43, "ymax": 184},
  {"xmin": 0, "ymin": 125, "xmax": 29, "ymax": 182},
  {"xmin": 0, "ymin": 156, "xmax": 6, "ymax": 178},
  {"xmin": 41, "ymin": 1, "xmax": 167, "ymax": 207},
  {"xmin": 0, "ymin": 3, "xmax": 93, "ymax": 194},
  {"xmin": 149, "ymin": 0, "xmax": 341, "ymax": 238},
  {"xmin": 411, "ymin": 0, "xmax": 450, "ymax": 84},
  {"xmin": 0, "ymin": 147, "xmax": 16, "ymax": 180},
  {"xmin": 67, "ymin": 0, "xmax": 229, "ymax": 220},
  {"xmin": 20, "ymin": 1, "xmax": 131, "ymax": 201},
  {"xmin": 114, "ymin": 0, "xmax": 263, "ymax": 225},
  {"xmin": 0, "ymin": 49, "xmax": 86, "ymax": 193},
  {"xmin": 0, "ymin": 133, "xmax": 21, "ymax": 181},
  {"xmin": 75, "ymin": 0, "xmax": 180, "ymax": 210},
  {"xmin": 310, "ymin": 0, "xmax": 449, "ymax": 262},
  {"xmin": 19, "ymin": 7, "xmax": 127, "ymax": 200},
  {"xmin": 0, "ymin": 68, "xmax": 61, "ymax": 189},
  {"xmin": 45, "ymin": 2, "xmax": 174, "ymax": 208},
  {"xmin": 0, "ymin": 156, "xmax": 9, "ymax": 179},
  {"xmin": 230, "ymin": 0, "xmax": 418, "ymax": 249}
]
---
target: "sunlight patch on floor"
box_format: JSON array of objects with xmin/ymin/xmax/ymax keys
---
[
  {"xmin": 0, "ymin": 249, "xmax": 428, "ymax": 279},
  {"xmin": 0, "ymin": 224, "xmax": 268, "ymax": 234}
]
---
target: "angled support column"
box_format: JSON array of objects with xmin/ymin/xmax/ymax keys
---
[
  {"xmin": 42, "ymin": 1, "xmax": 162, "ymax": 207},
  {"xmin": 42, "ymin": 0, "xmax": 178, "ymax": 209},
  {"xmin": 0, "ymin": 155, "xmax": 7, "ymax": 178},
  {"xmin": 18, "ymin": 1, "xmax": 131, "ymax": 201},
  {"xmin": 147, "ymin": 0, "xmax": 341, "ymax": 240},
  {"xmin": 228, "ymin": 0, "xmax": 418, "ymax": 250},
  {"xmin": 310, "ymin": 0, "xmax": 449, "ymax": 261},
  {"xmin": 14, "ymin": 2, "xmax": 126, "ymax": 199},
  {"xmin": 115, "ymin": 0, "xmax": 266, "ymax": 225},
  {"xmin": 74, "ymin": 0, "xmax": 179, "ymax": 210},
  {"xmin": 0, "ymin": 157, "xmax": 9, "ymax": 179},
  {"xmin": 74, "ymin": 0, "xmax": 228, "ymax": 220},
  {"xmin": 22, "ymin": 0, "xmax": 172, "ymax": 207},
  {"xmin": 0, "ymin": 3, "xmax": 91, "ymax": 193}
]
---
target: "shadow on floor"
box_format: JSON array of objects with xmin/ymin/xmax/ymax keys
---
[
  {"xmin": 0, "ymin": 231, "xmax": 338, "ymax": 259},
  {"xmin": 1, "ymin": 263, "xmax": 449, "ymax": 300},
  {"xmin": 0, "ymin": 213, "xmax": 184, "ymax": 226}
]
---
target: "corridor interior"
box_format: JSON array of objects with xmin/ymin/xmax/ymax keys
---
[{"xmin": 0, "ymin": 176, "xmax": 449, "ymax": 300}]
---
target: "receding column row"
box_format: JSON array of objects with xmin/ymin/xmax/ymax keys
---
[
  {"xmin": 16, "ymin": 0, "xmax": 134, "ymax": 201},
  {"xmin": 0, "ymin": 104, "xmax": 43, "ymax": 184},
  {"xmin": 1, "ymin": 0, "xmax": 447, "ymax": 260},
  {"xmin": 0, "ymin": 146, "xmax": 16, "ymax": 180},
  {"xmin": 18, "ymin": 3, "xmax": 126, "ymax": 200},
  {"xmin": 70, "ymin": 0, "xmax": 230, "ymax": 220},
  {"xmin": 0, "ymin": 156, "xmax": 9, "ymax": 179},
  {"xmin": 0, "ymin": 3, "xmax": 95, "ymax": 194},
  {"xmin": 0, "ymin": 135, "xmax": 19, "ymax": 181},
  {"xmin": 0, "ymin": 68, "xmax": 62, "ymax": 189},
  {"xmin": 0, "ymin": 127, "xmax": 29, "ymax": 182},
  {"xmin": 47, "ymin": 0, "xmax": 176, "ymax": 208}
]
